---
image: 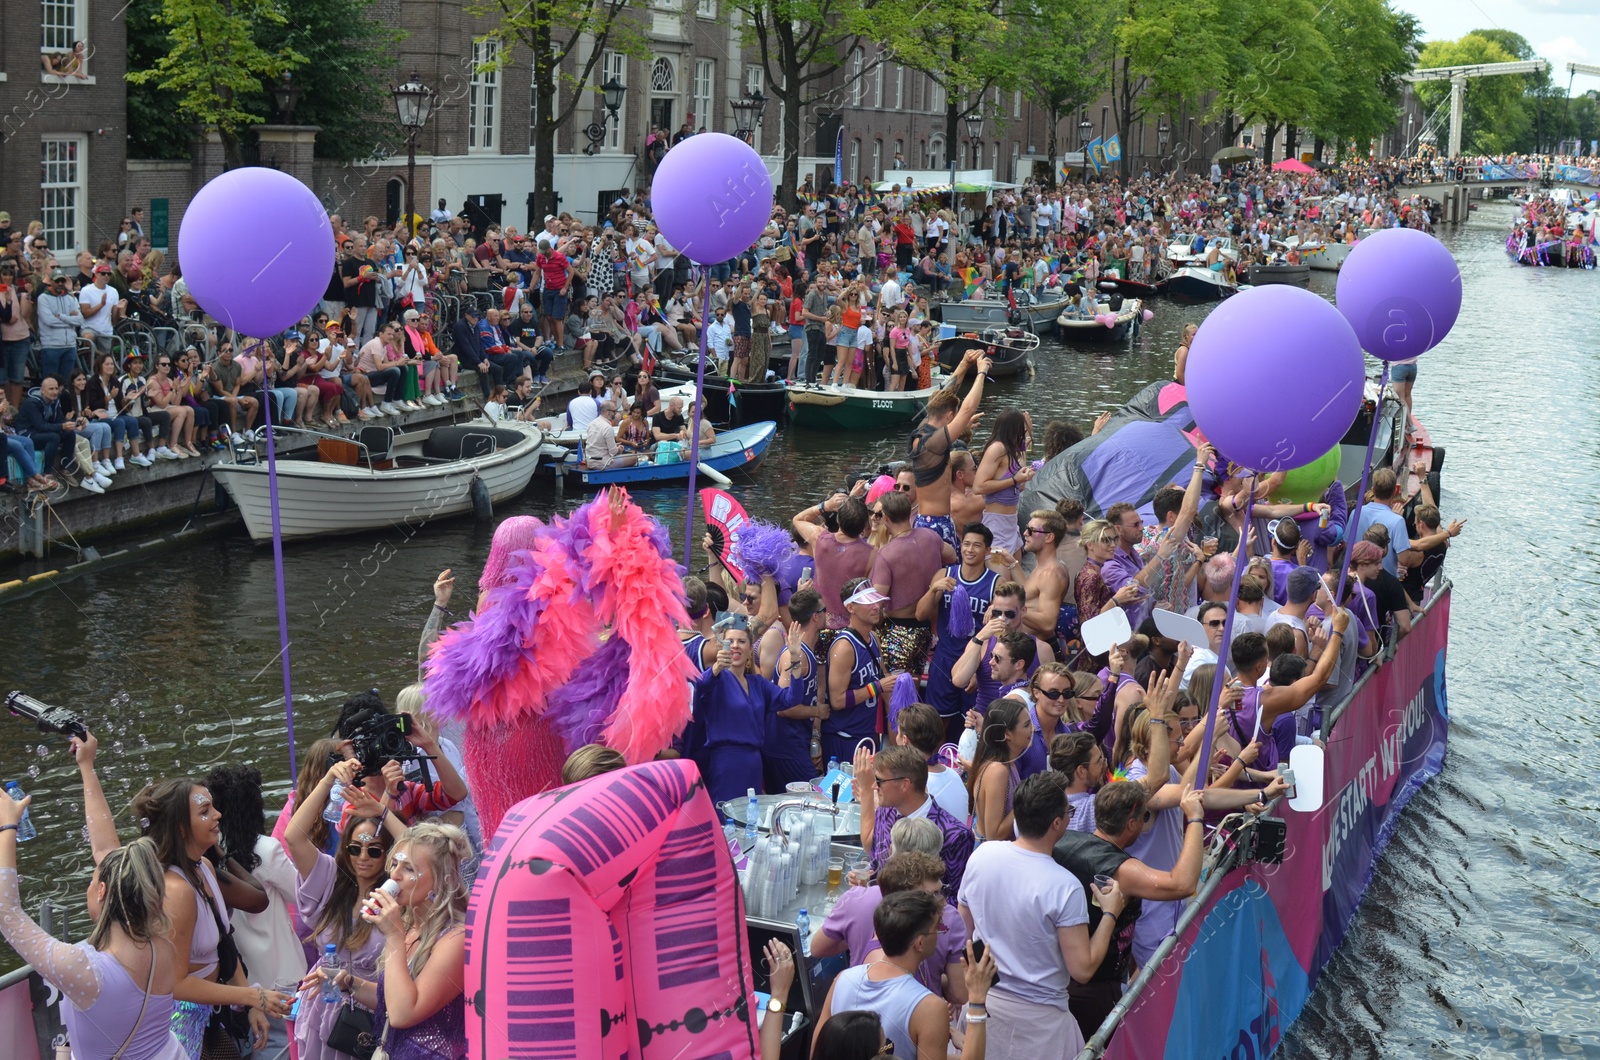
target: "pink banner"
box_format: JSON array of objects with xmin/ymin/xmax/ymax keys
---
[{"xmin": 1104, "ymin": 588, "xmax": 1451, "ymax": 1059}]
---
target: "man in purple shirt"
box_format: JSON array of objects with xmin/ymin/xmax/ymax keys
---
[
  {"xmin": 855, "ymin": 745, "xmax": 973, "ymax": 903},
  {"xmin": 1101, "ymin": 502, "xmax": 1170, "ymax": 627},
  {"xmin": 872, "ymin": 488, "xmax": 957, "ymax": 681}
]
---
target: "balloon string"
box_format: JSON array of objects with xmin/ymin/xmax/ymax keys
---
[
  {"xmin": 260, "ymin": 376, "xmax": 297, "ymax": 781},
  {"xmin": 1195, "ymin": 486, "xmax": 1254, "ymax": 790},
  {"xmin": 682, "ymin": 275, "xmax": 714, "ymax": 570},
  {"xmin": 1322, "ymin": 362, "xmax": 1390, "ymax": 740}
]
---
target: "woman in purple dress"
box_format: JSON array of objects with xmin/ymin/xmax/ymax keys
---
[
  {"xmin": 336, "ymin": 822, "xmax": 471, "ymax": 1060},
  {"xmin": 286, "ymin": 756, "xmax": 399, "ymax": 1060},
  {"xmin": 0, "ymin": 731, "xmax": 188, "ymax": 1060}
]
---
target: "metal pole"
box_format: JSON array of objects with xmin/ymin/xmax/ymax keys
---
[
  {"xmin": 681, "ymin": 276, "xmax": 714, "ymax": 569},
  {"xmin": 1448, "ymin": 76, "xmax": 1465, "ymax": 160},
  {"xmin": 406, "ymin": 133, "xmax": 417, "ymax": 238},
  {"xmin": 261, "ymin": 376, "xmax": 298, "ymax": 781}
]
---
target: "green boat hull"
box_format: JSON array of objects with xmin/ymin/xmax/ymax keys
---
[{"xmin": 787, "ymin": 389, "xmax": 930, "ymax": 431}]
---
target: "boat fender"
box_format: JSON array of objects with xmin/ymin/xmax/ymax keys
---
[
  {"xmin": 470, "ymin": 475, "xmax": 493, "ymax": 522},
  {"xmin": 698, "ymin": 462, "xmax": 732, "ymax": 487}
]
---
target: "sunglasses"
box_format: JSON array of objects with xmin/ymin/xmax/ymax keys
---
[
  {"xmin": 989, "ymin": 608, "xmax": 1018, "ymax": 620},
  {"xmin": 1204, "ymin": 619, "xmax": 1227, "ymax": 629},
  {"xmin": 870, "ymin": 510, "xmax": 884, "ymax": 519},
  {"xmin": 346, "ymin": 843, "xmax": 386, "ymax": 858},
  {"xmin": 893, "ymin": 483, "xmax": 913, "ymax": 492},
  {"xmin": 872, "ymin": 775, "xmax": 909, "ymax": 787},
  {"xmin": 1036, "ymin": 687, "xmax": 1072, "ymax": 700}
]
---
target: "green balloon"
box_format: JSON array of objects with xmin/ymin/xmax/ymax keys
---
[{"xmin": 1268, "ymin": 445, "xmax": 1340, "ymax": 504}]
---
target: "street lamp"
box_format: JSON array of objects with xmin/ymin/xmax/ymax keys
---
[
  {"xmin": 964, "ymin": 112, "xmax": 983, "ymax": 170},
  {"xmin": 390, "ymin": 72, "xmax": 437, "ymax": 234},
  {"xmin": 732, "ymin": 89, "xmax": 765, "ymax": 144},
  {"xmin": 1157, "ymin": 121, "xmax": 1170, "ymax": 154},
  {"xmin": 1078, "ymin": 119, "xmax": 1092, "ymax": 146},
  {"xmin": 271, "ymin": 73, "xmax": 302, "ymax": 124},
  {"xmin": 584, "ymin": 75, "xmax": 626, "ymax": 155}
]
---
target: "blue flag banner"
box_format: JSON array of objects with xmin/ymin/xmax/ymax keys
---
[
  {"xmin": 1086, "ymin": 137, "xmax": 1104, "ymax": 174},
  {"xmin": 834, "ymin": 128, "xmax": 844, "ymax": 187},
  {"xmin": 1104, "ymin": 134, "xmax": 1122, "ymax": 163}
]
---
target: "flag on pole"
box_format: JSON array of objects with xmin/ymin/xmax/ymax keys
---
[{"xmin": 1086, "ymin": 137, "xmax": 1104, "ymax": 175}]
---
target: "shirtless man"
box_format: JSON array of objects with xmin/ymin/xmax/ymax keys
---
[
  {"xmin": 948, "ymin": 448, "xmax": 987, "ymax": 534},
  {"xmin": 871, "ymin": 489, "xmax": 957, "ymax": 682},
  {"xmin": 907, "ymin": 350, "xmax": 989, "ymax": 551},
  {"xmin": 1020, "ymin": 509, "xmax": 1074, "ymax": 653}
]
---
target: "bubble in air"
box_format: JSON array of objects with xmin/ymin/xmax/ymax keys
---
[
  {"xmin": 36, "ymin": 746, "xmax": 48, "ymax": 758},
  {"xmin": 27, "ymin": 766, "xmax": 39, "ymax": 779},
  {"xmin": 112, "ymin": 742, "xmax": 124, "ymax": 754},
  {"xmin": 138, "ymin": 817, "xmax": 150, "ymax": 830},
  {"xmin": 174, "ymin": 704, "xmax": 185, "ymax": 715}
]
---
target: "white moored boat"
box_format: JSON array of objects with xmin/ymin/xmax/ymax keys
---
[
  {"xmin": 1282, "ymin": 237, "xmax": 1352, "ymax": 272},
  {"xmin": 213, "ymin": 423, "xmax": 543, "ymax": 541}
]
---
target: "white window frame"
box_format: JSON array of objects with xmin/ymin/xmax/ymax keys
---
[
  {"xmin": 850, "ymin": 49, "xmax": 863, "ymax": 106},
  {"xmin": 745, "ymin": 65, "xmax": 764, "ymax": 152},
  {"xmin": 848, "ymin": 139, "xmax": 860, "ymax": 184},
  {"xmin": 893, "ymin": 138, "xmax": 903, "ymax": 167},
  {"xmin": 40, "ymin": 0, "xmax": 81, "ymax": 54},
  {"xmin": 871, "ymin": 140, "xmax": 881, "ymax": 183},
  {"xmin": 928, "ymin": 77, "xmax": 944, "ymax": 115},
  {"xmin": 1013, "ymin": 90, "xmax": 1021, "ymax": 119},
  {"xmin": 469, "ymin": 39, "xmax": 500, "ymax": 152},
  {"xmin": 694, "ymin": 59, "xmax": 715, "ymax": 132},
  {"xmin": 697, "ymin": 0, "xmax": 715, "ymax": 16},
  {"xmin": 895, "ymin": 65, "xmax": 904, "ymax": 110},
  {"xmin": 602, "ymin": 51, "xmax": 626, "ymax": 151},
  {"xmin": 928, "ymin": 135, "xmax": 943, "ymax": 168},
  {"xmin": 40, "ymin": 135, "xmax": 85, "ymax": 256},
  {"xmin": 874, "ymin": 57, "xmax": 883, "ymax": 109}
]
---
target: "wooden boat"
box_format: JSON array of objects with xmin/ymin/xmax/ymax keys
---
[
  {"xmin": 788, "ymin": 381, "xmax": 940, "ymax": 431},
  {"xmin": 937, "ymin": 325, "xmax": 1038, "ymax": 376},
  {"xmin": 1240, "ymin": 262, "xmax": 1311, "ymax": 285},
  {"xmin": 936, "ymin": 288, "xmax": 1073, "ymax": 333},
  {"xmin": 653, "ymin": 359, "xmax": 788, "ymax": 426},
  {"xmin": 212, "ymin": 423, "xmax": 542, "ymax": 542},
  {"xmin": 1104, "ymin": 274, "xmax": 1168, "ymax": 297},
  {"xmin": 557, "ymin": 420, "xmax": 776, "ymax": 486},
  {"xmin": 1055, "ymin": 297, "xmax": 1144, "ymax": 343},
  {"xmin": 1165, "ymin": 266, "xmax": 1238, "ymax": 302},
  {"xmin": 1282, "ymin": 237, "xmax": 1351, "ymax": 272}
]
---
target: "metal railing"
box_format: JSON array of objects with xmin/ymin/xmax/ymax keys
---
[{"xmin": 1073, "ymin": 572, "xmax": 1454, "ymax": 1059}]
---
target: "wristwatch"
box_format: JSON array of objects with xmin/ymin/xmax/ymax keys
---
[{"xmin": 766, "ymin": 997, "xmax": 785, "ymax": 1015}]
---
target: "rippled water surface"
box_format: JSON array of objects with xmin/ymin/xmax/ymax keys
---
[{"xmin": 3, "ymin": 204, "xmax": 1596, "ymax": 1056}]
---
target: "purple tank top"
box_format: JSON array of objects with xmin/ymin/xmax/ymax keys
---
[
  {"xmin": 377, "ymin": 968, "xmax": 466, "ymax": 1059},
  {"xmin": 989, "ymin": 455, "xmax": 1023, "ymax": 507}
]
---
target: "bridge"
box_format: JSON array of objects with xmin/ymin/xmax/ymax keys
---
[{"xmin": 1389, "ymin": 162, "xmax": 1597, "ymax": 220}]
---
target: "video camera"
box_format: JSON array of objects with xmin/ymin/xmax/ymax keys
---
[
  {"xmin": 6, "ymin": 691, "xmax": 89, "ymax": 742},
  {"xmin": 340, "ymin": 708, "xmax": 434, "ymax": 779}
]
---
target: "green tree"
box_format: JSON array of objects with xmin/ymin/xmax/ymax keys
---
[
  {"xmin": 126, "ymin": 0, "xmax": 193, "ymax": 160},
  {"xmin": 1212, "ymin": 0, "xmax": 1331, "ymax": 163},
  {"xmin": 1414, "ymin": 34, "xmax": 1530, "ymax": 154},
  {"xmin": 1112, "ymin": 0, "xmax": 1228, "ymax": 176},
  {"xmin": 1307, "ymin": 0, "xmax": 1417, "ymax": 158},
  {"xmin": 1016, "ymin": 0, "xmax": 1114, "ymax": 168},
  {"xmin": 255, "ymin": 0, "xmax": 401, "ymax": 160},
  {"xmin": 733, "ymin": 0, "xmax": 881, "ymax": 207},
  {"xmin": 126, "ymin": 0, "xmax": 305, "ymax": 170},
  {"xmin": 478, "ymin": 0, "xmax": 652, "ymax": 224}
]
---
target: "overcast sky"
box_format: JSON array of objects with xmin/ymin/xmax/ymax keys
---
[{"xmin": 1394, "ymin": 0, "xmax": 1599, "ymax": 74}]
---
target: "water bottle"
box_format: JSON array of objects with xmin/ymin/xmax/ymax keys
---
[
  {"xmin": 323, "ymin": 780, "xmax": 345, "ymax": 825},
  {"xmin": 796, "ymin": 910, "xmax": 812, "ymax": 957},
  {"xmin": 744, "ymin": 788, "xmax": 759, "ymax": 848},
  {"xmin": 4, "ymin": 783, "xmax": 37, "ymax": 842},
  {"xmin": 319, "ymin": 945, "xmax": 341, "ymax": 1003},
  {"xmin": 957, "ymin": 726, "xmax": 979, "ymax": 764},
  {"xmin": 826, "ymin": 756, "xmax": 839, "ymax": 777}
]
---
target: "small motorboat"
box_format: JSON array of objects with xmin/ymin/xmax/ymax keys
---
[
  {"xmin": 1240, "ymin": 261, "xmax": 1311, "ymax": 285},
  {"xmin": 1103, "ymin": 273, "xmax": 1168, "ymax": 297},
  {"xmin": 1166, "ymin": 236, "xmax": 1239, "ymax": 267},
  {"xmin": 1056, "ymin": 297, "xmax": 1144, "ymax": 343},
  {"xmin": 653, "ymin": 359, "xmax": 789, "ymax": 426},
  {"xmin": 1282, "ymin": 237, "xmax": 1351, "ymax": 272},
  {"xmin": 937, "ymin": 325, "xmax": 1038, "ymax": 376},
  {"xmin": 1165, "ymin": 266, "xmax": 1238, "ymax": 303},
  {"xmin": 213, "ymin": 423, "xmax": 543, "ymax": 542},
  {"xmin": 937, "ymin": 288, "xmax": 1074, "ymax": 334},
  {"xmin": 556, "ymin": 420, "xmax": 776, "ymax": 486},
  {"xmin": 788, "ymin": 379, "xmax": 943, "ymax": 431}
]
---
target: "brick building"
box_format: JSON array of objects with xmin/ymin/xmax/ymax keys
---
[{"xmin": 0, "ymin": 0, "xmax": 128, "ymax": 257}]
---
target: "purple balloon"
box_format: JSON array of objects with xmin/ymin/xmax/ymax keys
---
[
  {"xmin": 179, "ymin": 168, "xmax": 333, "ymax": 337},
  {"xmin": 1185, "ymin": 285, "xmax": 1364, "ymax": 474},
  {"xmin": 1335, "ymin": 228, "xmax": 1461, "ymax": 361},
  {"xmin": 651, "ymin": 133, "xmax": 774, "ymax": 265}
]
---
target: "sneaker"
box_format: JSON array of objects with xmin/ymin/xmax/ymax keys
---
[
  {"xmin": 92, "ymin": 471, "xmax": 113, "ymax": 488},
  {"xmin": 95, "ymin": 459, "xmax": 113, "ymax": 476},
  {"xmin": 449, "ymin": 387, "xmax": 466, "ymax": 401},
  {"xmin": 175, "ymin": 446, "xmax": 194, "ymax": 459},
  {"xmin": 130, "ymin": 453, "xmax": 155, "ymax": 468},
  {"xmin": 380, "ymin": 402, "xmax": 401, "ymax": 415},
  {"xmin": 426, "ymin": 394, "xmax": 445, "ymax": 406},
  {"xmin": 80, "ymin": 477, "xmax": 105, "ymax": 494},
  {"xmin": 359, "ymin": 407, "xmax": 377, "ymax": 420},
  {"xmin": 113, "ymin": 456, "xmax": 126, "ymax": 471},
  {"xmin": 157, "ymin": 446, "xmax": 182, "ymax": 460}
]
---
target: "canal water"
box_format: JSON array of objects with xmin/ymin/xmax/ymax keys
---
[{"xmin": 3, "ymin": 202, "xmax": 1595, "ymax": 1056}]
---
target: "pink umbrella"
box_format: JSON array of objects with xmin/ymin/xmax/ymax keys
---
[{"xmin": 1273, "ymin": 158, "xmax": 1315, "ymax": 174}]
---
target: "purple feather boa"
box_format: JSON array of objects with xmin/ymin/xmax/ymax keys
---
[
  {"xmin": 887, "ymin": 673, "xmax": 920, "ymax": 733},
  {"xmin": 947, "ymin": 582, "xmax": 973, "ymax": 639},
  {"xmin": 544, "ymin": 633, "xmax": 632, "ymax": 752},
  {"xmin": 733, "ymin": 519, "xmax": 795, "ymax": 581},
  {"xmin": 423, "ymin": 553, "xmax": 550, "ymax": 722}
]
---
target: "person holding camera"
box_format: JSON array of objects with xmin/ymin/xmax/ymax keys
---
[
  {"xmin": 332, "ymin": 694, "xmax": 470, "ymax": 837},
  {"xmin": 0, "ymin": 730, "xmax": 190, "ymax": 1059}
]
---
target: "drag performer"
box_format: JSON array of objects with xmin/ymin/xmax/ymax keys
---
[{"xmin": 422, "ymin": 489, "xmax": 697, "ymax": 838}]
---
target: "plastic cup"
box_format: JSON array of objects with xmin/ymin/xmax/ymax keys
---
[
  {"xmin": 1091, "ymin": 873, "xmax": 1113, "ymax": 908},
  {"xmin": 787, "ymin": 781, "xmax": 813, "ymax": 795},
  {"xmin": 828, "ymin": 857, "xmax": 844, "ymax": 887}
]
